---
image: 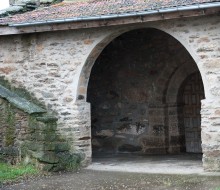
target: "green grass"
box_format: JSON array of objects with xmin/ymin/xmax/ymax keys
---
[
  {"xmin": 0, "ymin": 162, "xmax": 39, "ymax": 184},
  {"xmin": 214, "ymin": 188, "xmax": 220, "ymax": 190}
]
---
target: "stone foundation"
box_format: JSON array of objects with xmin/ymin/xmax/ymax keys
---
[{"xmin": 201, "ymin": 99, "xmax": 220, "ymax": 171}]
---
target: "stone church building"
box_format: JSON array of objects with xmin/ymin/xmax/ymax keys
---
[{"xmin": 0, "ymin": 0, "xmax": 220, "ymax": 171}]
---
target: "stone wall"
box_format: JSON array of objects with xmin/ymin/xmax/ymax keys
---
[
  {"xmin": 0, "ymin": 84, "xmax": 82, "ymax": 171},
  {"xmin": 0, "ymin": 98, "xmax": 29, "ymax": 163},
  {"xmin": 0, "ymin": 15, "xmax": 220, "ymax": 170},
  {"xmin": 0, "ymin": 30, "xmax": 106, "ymax": 164}
]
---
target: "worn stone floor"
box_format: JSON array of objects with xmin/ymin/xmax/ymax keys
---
[
  {"xmin": 3, "ymin": 154, "xmax": 220, "ymax": 190},
  {"xmin": 88, "ymin": 153, "xmax": 205, "ymax": 175}
]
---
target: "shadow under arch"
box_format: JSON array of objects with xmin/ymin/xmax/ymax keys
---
[
  {"xmin": 76, "ymin": 26, "xmax": 208, "ymax": 103},
  {"xmin": 162, "ymin": 60, "xmax": 205, "ymax": 153},
  {"xmin": 177, "ymin": 71, "xmax": 205, "ymax": 153},
  {"xmin": 165, "ymin": 62, "xmax": 205, "ymax": 104}
]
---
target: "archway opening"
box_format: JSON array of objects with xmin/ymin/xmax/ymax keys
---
[
  {"xmin": 87, "ymin": 28, "xmax": 204, "ymax": 160},
  {"xmin": 178, "ymin": 72, "xmax": 205, "ymax": 154}
]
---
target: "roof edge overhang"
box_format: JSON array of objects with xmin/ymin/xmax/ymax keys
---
[
  {"xmin": 0, "ymin": 2, "xmax": 220, "ymax": 35},
  {"xmin": 9, "ymin": 2, "xmax": 220, "ymax": 27}
]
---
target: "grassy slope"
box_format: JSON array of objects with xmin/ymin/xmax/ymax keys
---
[{"xmin": 0, "ymin": 162, "xmax": 38, "ymax": 183}]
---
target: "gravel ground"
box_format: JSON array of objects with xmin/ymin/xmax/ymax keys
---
[{"xmin": 2, "ymin": 169, "xmax": 220, "ymax": 190}]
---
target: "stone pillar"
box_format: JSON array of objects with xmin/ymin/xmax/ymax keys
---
[
  {"xmin": 148, "ymin": 104, "xmax": 167, "ymax": 154},
  {"xmin": 167, "ymin": 104, "xmax": 183, "ymax": 153},
  {"xmin": 71, "ymin": 101, "xmax": 91, "ymax": 165},
  {"xmin": 201, "ymin": 99, "xmax": 220, "ymax": 171}
]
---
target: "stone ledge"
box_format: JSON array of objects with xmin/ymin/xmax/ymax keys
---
[{"xmin": 0, "ymin": 84, "xmax": 46, "ymax": 114}]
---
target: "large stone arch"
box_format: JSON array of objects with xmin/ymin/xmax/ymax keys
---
[
  {"xmin": 166, "ymin": 62, "xmax": 201, "ymax": 104},
  {"xmin": 73, "ymin": 24, "xmax": 220, "ymax": 171},
  {"xmin": 80, "ymin": 27, "xmax": 208, "ymax": 157},
  {"xmin": 76, "ymin": 26, "xmax": 209, "ymax": 103},
  {"xmin": 163, "ymin": 61, "xmax": 205, "ymax": 153}
]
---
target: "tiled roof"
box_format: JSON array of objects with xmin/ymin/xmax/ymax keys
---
[{"xmin": 0, "ymin": 0, "xmax": 220, "ymax": 26}]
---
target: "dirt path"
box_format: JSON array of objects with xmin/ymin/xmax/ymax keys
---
[{"xmin": 2, "ymin": 169, "xmax": 220, "ymax": 190}]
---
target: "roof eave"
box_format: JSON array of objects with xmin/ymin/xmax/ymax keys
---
[
  {"xmin": 8, "ymin": 2, "xmax": 220, "ymax": 27},
  {"xmin": 0, "ymin": 3, "xmax": 220, "ymax": 36}
]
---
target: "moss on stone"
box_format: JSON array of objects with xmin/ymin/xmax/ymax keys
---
[
  {"xmin": 54, "ymin": 143, "xmax": 70, "ymax": 152},
  {"xmin": 0, "ymin": 84, "xmax": 46, "ymax": 114},
  {"xmin": 42, "ymin": 163, "xmax": 54, "ymax": 171},
  {"xmin": 37, "ymin": 151, "xmax": 59, "ymax": 164},
  {"xmin": 29, "ymin": 116, "xmax": 57, "ymax": 132},
  {"xmin": 5, "ymin": 104, "xmax": 15, "ymax": 146},
  {"xmin": 0, "ymin": 77, "xmax": 46, "ymax": 109},
  {"xmin": 0, "ymin": 82, "xmax": 82, "ymax": 172},
  {"xmin": 36, "ymin": 116, "xmax": 58, "ymax": 123},
  {"xmin": 52, "ymin": 152, "xmax": 82, "ymax": 171}
]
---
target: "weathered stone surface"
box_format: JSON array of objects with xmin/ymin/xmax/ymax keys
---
[
  {"xmin": 0, "ymin": 96, "xmax": 29, "ymax": 162},
  {"xmin": 203, "ymin": 157, "xmax": 220, "ymax": 171},
  {"xmin": 29, "ymin": 120, "xmax": 57, "ymax": 131},
  {"xmin": 33, "ymin": 151, "xmax": 59, "ymax": 164},
  {"xmin": 54, "ymin": 142, "xmax": 70, "ymax": 152},
  {"xmin": 0, "ymin": 84, "xmax": 82, "ymax": 171},
  {"xmin": 41, "ymin": 163, "xmax": 54, "ymax": 171},
  {"xmin": 0, "ymin": 85, "xmax": 46, "ymax": 114},
  {"xmin": 36, "ymin": 116, "xmax": 58, "ymax": 122},
  {"xmin": 53, "ymin": 152, "xmax": 82, "ymax": 171}
]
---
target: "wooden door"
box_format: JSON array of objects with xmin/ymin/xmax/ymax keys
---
[{"xmin": 182, "ymin": 72, "xmax": 204, "ymax": 153}]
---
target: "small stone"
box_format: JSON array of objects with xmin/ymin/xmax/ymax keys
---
[
  {"xmin": 37, "ymin": 151, "xmax": 59, "ymax": 164},
  {"xmin": 54, "ymin": 143, "xmax": 70, "ymax": 152},
  {"xmin": 42, "ymin": 163, "xmax": 54, "ymax": 171},
  {"xmin": 64, "ymin": 97, "xmax": 73, "ymax": 102},
  {"xmin": 41, "ymin": 91, "xmax": 54, "ymax": 98}
]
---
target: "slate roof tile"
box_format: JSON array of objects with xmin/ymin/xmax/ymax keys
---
[{"xmin": 0, "ymin": 0, "xmax": 219, "ymax": 25}]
